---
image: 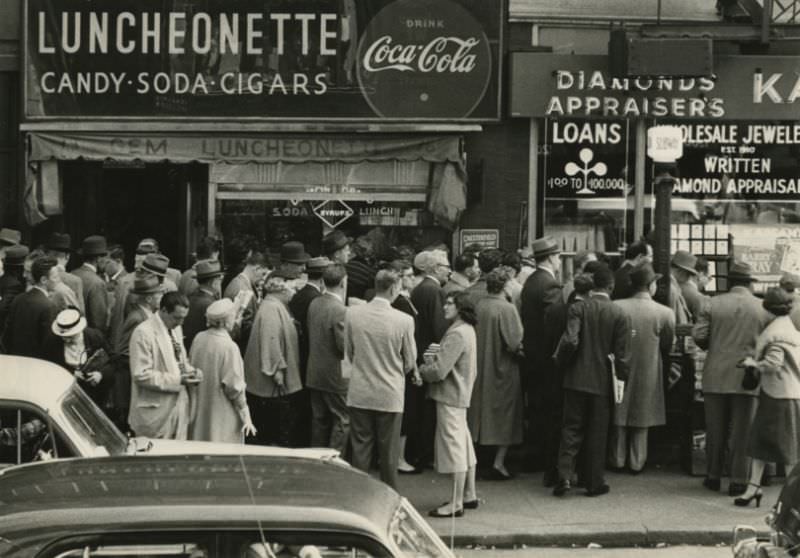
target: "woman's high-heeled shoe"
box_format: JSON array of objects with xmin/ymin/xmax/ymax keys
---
[{"xmin": 734, "ymin": 483, "xmax": 763, "ymax": 508}]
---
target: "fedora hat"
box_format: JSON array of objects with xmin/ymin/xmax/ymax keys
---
[
  {"xmin": 80, "ymin": 235, "xmax": 108, "ymax": 257},
  {"xmin": 306, "ymin": 256, "xmax": 332, "ymax": 271},
  {"xmin": 322, "ymin": 230, "xmax": 352, "ymax": 256},
  {"xmin": 271, "ymin": 264, "xmax": 301, "ymax": 280},
  {"xmin": 131, "ymin": 274, "xmax": 165, "ymax": 295},
  {"xmin": 531, "ymin": 236, "xmax": 560, "ymax": 259},
  {"xmin": 280, "ymin": 241, "xmax": 310, "ymax": 265},
  {"xmin": 728, "ymin": 260, "xmax": 758, "ymax": 282},
  {"xmin": 136, "ymin": 238, "xmax": 158, "ymax": 255},
  {"xmin": 51, "ymin": 308, "xmax": 87, "ymax": 338},
  {"xmin": 630, "ymin": 263, "xmax": 662, "ymax": 289},
  {"xmin": 140, "ymin": 253, "xmax": 169, "ymax": 277},
  {"xmin": 670, "ymin": 250, "xmax": 697, "ymax": 275},
  {"xmin": 45, "ymin": 232, "xmax": 73, "ymax": 253},
  {"xmin": 195, "ymin": 259, "xmax": 224, "ymax": 281},
  {"xmin": 0, "ymin": 228, "xmax": 20, "ymax": 247},
  {"xmin": 4, "ymin": 244, "xmax": 29, "ymax": 266}
]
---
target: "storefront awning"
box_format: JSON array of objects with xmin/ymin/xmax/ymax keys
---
[{"xmin": 28, "ymin": 132, "xmax": 463, "ymax": 166}]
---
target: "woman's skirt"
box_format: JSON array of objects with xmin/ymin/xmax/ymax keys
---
[
  {"xmin": 747, "ymin": 393, "xmax": 800, "ymax": 464},
  {"xmin": 434, "ymin": 403, "xmax": 477, "ymax": 474}
]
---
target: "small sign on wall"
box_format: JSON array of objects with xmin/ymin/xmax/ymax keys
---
[{"xmin": 460, "ymin": 228, "xmax": 499, "ymax": 253}]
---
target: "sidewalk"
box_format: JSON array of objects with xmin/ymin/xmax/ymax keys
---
[{"xmin": 398, "ymin": 466, "xmax": 779, "ymax": 548}]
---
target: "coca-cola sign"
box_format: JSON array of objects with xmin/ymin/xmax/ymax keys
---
[{"xmin": 357, "ymin": 0, "xmax": 494, "ymax": 119}]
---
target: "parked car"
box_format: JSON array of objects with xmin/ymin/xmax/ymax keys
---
[
  {"xmin": 0, "ymin": 453, "xmax": 455, "ymax": 558},
  {"xmin": 0, "ymin": 355, "xmax": 343, "ymax": 467}
]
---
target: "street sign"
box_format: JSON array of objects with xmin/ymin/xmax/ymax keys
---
[
  {"xmin": 312, "ymin": 199, "xmax": 354, "ymax": 229},
  {"xmin": 460, "ymin": 228, "xmax": 500, "ymax": 253}
]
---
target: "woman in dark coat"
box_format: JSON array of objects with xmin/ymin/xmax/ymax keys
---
[{"xmin": 42, "ymin": 308, "xmax": 113, "ymax": 408}]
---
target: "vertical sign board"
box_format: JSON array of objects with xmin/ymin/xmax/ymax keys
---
[{"xmin": 25, "ymin": 0, "xmax": 504, "ymax": 120}]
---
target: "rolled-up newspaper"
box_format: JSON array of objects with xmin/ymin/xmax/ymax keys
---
[
  {"xmin": 232, "ymin": 289, "xmax": 253, "ymax": 324},
  {"xmin": 608, "ymin": 354, "xmax": 625, "ymax": 405}
]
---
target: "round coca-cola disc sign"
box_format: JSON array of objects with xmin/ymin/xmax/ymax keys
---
[{"xmin": 356, "ymin": 0, "xmax": 493, "ymax": 119}]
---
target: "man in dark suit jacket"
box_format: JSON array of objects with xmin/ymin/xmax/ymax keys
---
[
  {"xmin": 288, "ymin": 256, "xmax": 330, "ymax": 447},
  {"xmin": 520, "ymin": 236, "xmax": 563, "ymax": 485},
  {"xmin": 2, "ymin": 256, "xmax": 59, "ymax": 358},
  {"xmin": 182, "ymin": 260, "xmax": 223, "ymax": 351},
  {"xmin": 554, "ymin": 266, "xmax": 631, "ymax": 497},
  {"xmin": 611, "ymin": 240, "xmax": 652, "ymax": 300},
  {"xmin": 0, "ymin": 245, "xmax": 29, "ymax": 345},
  {"xmin": 73, "ymin": 236, "xmax": 110, "ymax": 334},
  {"xmin": 408, "ymin": 250, "xmax": 449, "ymax": 469},
  {"xmin": 306, "ymin": 264, "xmax": 349, "ymax": 454}
]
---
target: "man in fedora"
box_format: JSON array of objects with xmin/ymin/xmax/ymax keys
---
[
  {"xmin": 136, "ymin": 238, "xmax": 182, "ymax": 287},
  {"xmin": 1, "ymin": 256, "xmax": 60, "ymax": 358},
  {"xmin": 520, "ymin": 235, "xmax": 564, "ymax": 486},
  {"xmin": 109, "ymin": 252, "xmax": 178, "ymax": 353},
  {"xmin": 0, "ymin": 245, "xmax": 28, "ymax": 343},
  {"xmin": 129, "ymin": 291, "xmax": 201, "ymax": 440},
  {"xmin": 280, "ymin": 241, "xmax": 311, "ymax": 272},
  {"xmin": 183, "ymin": 259, "xmax": 224, "ymax": 351},
  {"xmin": 179, "ymin": 236, "xmax": 221, "ymax": 297},
  {"xmin": 610, "ymin": 264, "xmax": 675, "ymax": 474},
  {"xmin": 43, "ymin": 232, "xmax": 85, "ymax": 314},
  {"xmin": 693, "ymin": 261, "xmax": 771, "ymax": 496},
  {"xmin": 611, "ymin": 240, "xmax": 653, "ymax": 300},
  {"xmin": 73, "ymin": 235, "xmax": 110, "ymax": 334},
  {"xmin": 112, "ymin": 274, "xmax": 166, "ymax": 433},
  {"xmin": 288, "ymin": 256, "xmax": 331, "ymax": 446},
  {"xmin": 0, "ymin": 228, "xmax": 21, "ymax": 259},
  {"xmin": 322, "ymin": 230, "xmax": 352, "ymax": 266}
]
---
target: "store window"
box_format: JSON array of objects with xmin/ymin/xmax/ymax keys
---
[
  {"xmin": 539, "ymin": 118, "xmax": 637, "ymax": 255},
  {"xmin": 658, "ymin": 120, "xmax": 800, "ymax": 291}
]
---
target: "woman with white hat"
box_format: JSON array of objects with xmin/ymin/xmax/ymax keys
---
[
  {"xmin": 42, "ymin": 307, "xmax": 112, "ymax": 406},
  {"xmin": 189, "ymin": 298, "xmax": 256, "ymax": 443}
]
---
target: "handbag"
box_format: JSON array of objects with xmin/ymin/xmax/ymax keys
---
[{"xmin": 741, "ymin": 366, "xmax": 760, "ymax": 390}]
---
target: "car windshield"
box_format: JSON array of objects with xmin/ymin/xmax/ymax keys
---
[
  {"xmin": 60, "ymin": 386, "xmax": 128, "ymax": 457},
  {"xmin": 390, "ymin": 499, "xmax": 455, "ymax": 558}
]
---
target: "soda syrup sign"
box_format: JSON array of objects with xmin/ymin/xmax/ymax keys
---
[{"xmin": 25, "ymin": 0, "xmax": 503, "ymax": 120}]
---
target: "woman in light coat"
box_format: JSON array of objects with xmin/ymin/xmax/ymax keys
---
[
  {"xmin": 420, "ymin": 291, "xmax": 479, "ymax": 518},
  {"xmin": 736, "ymin": 287, "xmax": 800, "ymax": 507},
  {"xmin": 189, "ymin": 299, "xmax": 256, "ymax": 443}
]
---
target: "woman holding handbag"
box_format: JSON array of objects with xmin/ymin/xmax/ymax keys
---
[
  {"xmin": 43, "ymin": 307, "xmax": 113, "ymax": 407},
  {"xmin": 736, "ymin": 287, "xmax": 800, "ymax": 507},
  {"xmin": 419, "ymin": 291, "xmax": 479, "ymax": 518}
]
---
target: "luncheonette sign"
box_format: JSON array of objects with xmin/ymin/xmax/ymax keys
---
[
  {"xmin": 510, "ymin": 53, "xmax": 800, "ymax": 121},
  {"xmin": 25, "ymin": 0, "xmax": 503, "ymax": 120}
]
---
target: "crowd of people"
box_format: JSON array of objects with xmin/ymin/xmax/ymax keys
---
[{"xmin": 1, "ymin": 224, "xmax": 799, "ymax": 516}]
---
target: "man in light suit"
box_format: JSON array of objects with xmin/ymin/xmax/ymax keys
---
[
  {"xmin": 693, "ymin": 261, "xmax": 771, "ymax": 496},
  {"xmin": 520, "ymin": 236, "xmax": 563, "ymax": 486},
  {"xmin": 2, "ymin": 256, "xmax": 59, "ymax": 358},
  {"xmin": 307, "ymin": 264, "xmax": 349, "ymax": 454},
  {"xmin": 73, "ymin": 235, "xmax": 109, "ymax": 334},
  {"xmin": 112, "ymin": 275, "xmax": 165, "ymax": 433},
  {"xmin": 346, "ymin": 269, "xmax": 417, "ymax": 489},
  {"xmin": 129, "ymin": 291, "xmax": 201, "ymax": 440},
  {"xmin": 43, "ymin": 232, "xmax": 85, "ymax": 314}
]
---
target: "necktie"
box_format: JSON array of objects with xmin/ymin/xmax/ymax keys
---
[{"xmin": 169, "ymin": 329, "xmax": 187, "ymax": 375}]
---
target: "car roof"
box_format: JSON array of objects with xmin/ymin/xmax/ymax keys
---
[
  {"xmin": 0, "ymin": 355, "xmax": 74, "ymax": 409},
  {"xmin": 0, "ymin": 454, "xmax": 401, "ymax": 542}
]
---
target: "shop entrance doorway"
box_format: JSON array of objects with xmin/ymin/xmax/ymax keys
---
[{"xmin": 54, "ymin": 161, "xmax": 207, "ymax": 269}]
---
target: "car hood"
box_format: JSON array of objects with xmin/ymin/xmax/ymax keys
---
[{"xmin": 129, "ymin": 438, "xmax": 344, "ymax": 463}]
